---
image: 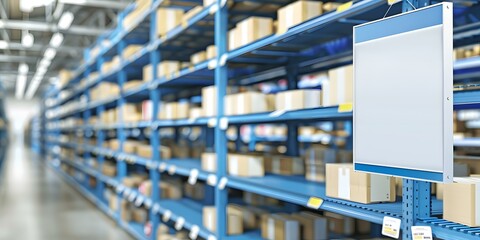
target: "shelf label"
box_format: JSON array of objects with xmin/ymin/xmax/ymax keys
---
[
  {"xmin": 189, "ymin": 225, "xmax": 200, "ymax": 240},
  {"xmin": 411, "ymin": 226, "xmax": 432, "ymax": 240},
  {"xmin": 152, "ymin": 203, "xmax": 160, "ymax": 214},
  {"xmin": 208, "ymin": 59, "xmax": 217, "ymax": 70},
  {"xmin": 162, "ymin": 210, "xmax": 172, "ymax": 222},
  {"xmin": 218, "ymin": 177, "xmax": 228, "ymax": 190},
  {"xmin": 336, "ymin": 1, "xmax": 353, "ymax": 12},
  {"xmin": 338, "ymin": 102, "xmax": 353, "ymax": 112},
  {"xmin": 175, "ymin": 217, "xmax": 185, "ymax": 230},
  {"xmin": 208, "ymin": 118, "xmax": 217, "ymax": 128},
  {"xmin": 382, "ymin": 216, "xmax": 401, "ymax": 239},
  {"xmin": 188, "ymin": 169, "xmax": 199, "ymax": 185},
  {"xmin": 269, "ymin": 110, "xmax": 286, "ymax": 118},
  {"xmin": 168, "ymin": 165, "xmax": 176, "ymax": 175},
  {"xmin": 207, "ymin": 174, "xmax": 217, "ymax": 186},
  {"xmin": 159, "ymin": 163, "xmax": 167, "ymax": 172},
  {"xmin": 219, "ymin": 117, "xmax": 229, "ymax": 130},
  {"xmin": 306, "ymin": 197, "xmax": 323, "ymax": 209}
]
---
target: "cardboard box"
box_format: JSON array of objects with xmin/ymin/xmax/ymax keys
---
[
  {"xmin": 304, "ymin": 145, "xmax": 337, "ymax": 165},
  {"xmin": 203, "ymin": 205, "xmax": 244, "ymax": 234},
  {"xmin": 177, "ymin": 101, "xmax": 189, "ymax": 119},
  {"xmin": 184, "ymin": 182, "xmax": 205, "ymax": 200},
  {"xmin": 143, "ymin": 64, "xmax": 153, "ymax": 81},
  {"xmin": 123, "ymin": 175, "xmax": 148, "ymax": 188},
  {"xmin": 123, "ymin": 0, "xmax": 151, "ymax": 28},
  {"xmin": 123, "ymin": 140, "xmax": 139, "ymax": 154},
  {"xmin": 356, "ymin": 219, "xmax": 371, "ymax": 235},
  {"xmin": 158, "ymin": 61, "xmax": 181, "ymax": 78},
  {"xmin": 243, "ymin": 192, "xmax": 280, "ymax": 206},
  {"xmin": 228, "ymin": 27, "xmax": 240, "ymax": 51},
  {"xmin": 324, "ymin": 65, "xmax": 353, "ymax": 106},
  {"xmin": 123, "ymin": 45, "xmax": 142, "ymax": 60},
  {"xmin": 265, "ymin": 156, "xmax": 304, "ymax": 175},
  {"xmin": 236, "ymin": 17, "xmax": 273, "ymax": 48},
  {"xmin": 191, "ymin": 51, "xmax": 207, "ymax": 65},
  {"xmin": 202, "ymin": 86, "xmax": 217, "ymax": 117},
  {"xmin": 443, "ymin": 177, "xmax": 480, "ymax": 226},
  {"xmin": 102, "ymin": 162, "xmax": 117, "ymax": 177},
  {"xmin": 228, "ymin": 154, "xmax": 264, "ymax": 177},
  {"xmin": 136, "ymin": 143, "xmax": 172, "ymax": 160},
  {"xmin": 160, "ymin": 102, "xmax": 178, "ymax": 120},
  {"xmin": 206, "ymin": 45, "xmax": 217, "ymax": 59},
  {"xmin": 325, "ymin": 212, "xmax": 355, "ymax": 235},
  {"xmin": 290, "ymin": 212, "xmax": 328, "ymax": 240},
  {"xmin": 326, "ymin": 163, "xmax": 396, "ymax": 204},
  {"xmin": 160, "ymin": 180, "xmax": 182, "ymax": 199},
  {"xmin": 183, "ymin": 6, "xmax": 203, "ymax": 24},
  {"xmin": 123, "ymin": 80, "xmax": 143, "ymax": 91},
  {"xmin": 203, "ymin": 0, "xmax": 215, "ymax": 6},
  {"xmin": 132, "ymin": 207, "xmax": 148, "ymax": 223},
  {"xmin": 189, "ymin": 107, "xmax": 203, "ymax": 119},
  {"xmin": 121, "ymin": 104, "xmax": 143, "ymax": 122},
  {"xmin": 225, "ymin": 92, "xmax": 268, "ymax": 116},
  {"xmin": 261, "ymin": 214, "xmax": 300, "ymax": 240},
  {"xmin": 276, "ymin": 89, "xmax": 322, "ymax": 111},
  {"xmin": 201, "ymin": 152, "xmax": 217, "ymax": 172},
  {"xmin": 277, "ymin": 1, "xmax": 323, "ymax": 34},
  {"xmin": 156, "ymin": 9, "xmax": 183, "ymax": 37},
  {"xmin": 59, "ymin": 69, "xmax": 72, "ymax": 87},
  {"xmin": 305, "ymin": 164, "xmax": 325, "ymax": 182}
]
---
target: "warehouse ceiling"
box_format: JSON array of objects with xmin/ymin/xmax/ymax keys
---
[{"xmin": 0, "ymin": 0, "xmax": 133, "ymax": 99}]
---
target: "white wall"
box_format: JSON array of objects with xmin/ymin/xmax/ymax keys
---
[{"xmin": 5, "ymin": 97, "xmax": 41, "ymax": 145}]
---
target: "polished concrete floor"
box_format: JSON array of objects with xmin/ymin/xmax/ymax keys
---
[{"xmin": 0, "ymin": 142, "xmax": 134, "ymax": 240}]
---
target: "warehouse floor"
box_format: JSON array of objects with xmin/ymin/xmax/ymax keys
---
[{"xmin": 0, "ymin": 142, "xmax": 133, "ymax": 240}]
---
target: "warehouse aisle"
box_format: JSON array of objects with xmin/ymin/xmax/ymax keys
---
[{"xmin": 0, "ymin": 142, "xmax": 133, "ymax": 240}]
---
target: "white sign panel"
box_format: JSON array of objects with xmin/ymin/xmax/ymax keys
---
[{"xmin": 353, "ymin": 3, "xmax": 453, "ymax": 182}]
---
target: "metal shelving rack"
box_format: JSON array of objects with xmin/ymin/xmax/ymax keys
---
[{"xmin": 41, "ymin": 0, "xmax": 480, "ymax": 239}]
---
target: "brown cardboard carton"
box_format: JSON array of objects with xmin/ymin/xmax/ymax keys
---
[
  {"xmin": 275, "ymin": 89, "xmax": 322, "ymax": 111},
  {"xmin": 201, "ymin": 152, "xmax": 217, "ymax": 172},
  {"xmin": 203, "ymin": 205, "xmax": 244, "ymax": 234},
  {"xmin": 121, "ymin": 104, "xmax": 143, "ymax": 122},
  {"xmin": 225, "ymin": 92, "xmax": 268, "ymax": 115},
  {"xmin": 356, "ymin": 219, "xmax": 371, "ymax": 235},
  {"xmin": 176, "ymin": 101, "xmax": 189, "ymax": 119},
  {"xmin": 189, "ymin": 107, "xmax": 203, "ymax": 119},
  {"xmin": 123, "ymin": 80, "xmax": 143, "ymax": 91},
  {"xmin": 123, "ymin": 0, "xmax": 151, "ymax": 28},
  {"xmin": 326, "ymin": 163, "xmax": 396, "ymax": 204},
  {"xmin": 182, "ymin": 6, "xmax": 203, "ymax": 24},
  {"xmin": 305, "ymin": 164, "xmax": 325, "ymax": 182},
  {"xmin": 228, "ymin": 154, "xmax": 264, "ymax": 177},
  {"xmin": 102, "ymin": 162, "xmax": 117, "ymax": 177},
  {"xmin": 59, "ymin": 69, "xmax": 72, "ymax": 87},
  {"xmin": 132, "ymin": 207, "xmax": 148, "ymax": 223},
  {"xmin": 136, "ymin": 143, "xmax": 172, "ymax": 159},
  {"xmin": 158, "ymin": 61, "xmax": 181, "ymax": 78},
  {"xmin": 202, "ymin": 86, "xmax": 217, "ymax": 117},
  {"xmin": 184, "ymin": 182, "xmax": 205, "ymax": 200},
  {"xmin": 323, "ymin": 2, "xmax": 342, "ymax": 11},
  {"xmin": 160, "ymin": 180, "xmax": 182, "ymax": 199},
  {"xmin": 123, "ymin": 140, "xmax": 139, "ymax": 154},
  {"xmin": 123, "ymin": 175, "xmax": 147, "ymax": 188},
  {"xmin": 206, "ymin": 45, "xmax": 217, "ymax": 59},
  {"xmin": 324, "ymin": 65, "xmax": 354, "ymax": 106},
  {"xmin": 243, "ymin": 192, "xmax": 280, "ymax": 206},
  {"xmin": 277, "ymin": 1, "xmax": 323, "ymax": 34},
  {"xmin": 443, "ymin": 177, "xmax": 480, "ymax": 227},
  {"xmin": 228, "ymin": 27, "xmax": 240, "ymax": 51},
  {"xmin": 143, "ymin": 64, "xmax": 153, "ymax": 81},
  {"xmin": 261, "ymin": 214, "xmax": 300, "ymax": 240},
  {"xmin": 191, "ymin": 51, "xmax": 207, "ymax": 65},
  {"xmin": 325, "ymin": 212, "xmax": 355, "ymax": 235},
  {"xmin": 266, "ymin": 156, "xmax": 304, "ymax": 175},
  {"xmin": 156, "ymin": 9, "xmax": 183, "ymax": 37},
  {"xmin": 160, "ymin": 102, "xmax": 178, "ymax": 120},
  {"xmin": 123, "ymin": 45, "xmax": 142, "ymax": 60},
  {"xmin": 290, "ymin": 212, "xmax": 328, "ymax": 240},
  {"xmin": 236, "ymin": 17, "xmax": 273, "ymax": 48}
]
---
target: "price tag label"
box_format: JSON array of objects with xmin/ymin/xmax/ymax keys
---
[
  {"xmin": 207, "ymin": 174, "xmax": 217, "ymax": 186},
  {"xmin": 162, "ymin": 210, "xmax": 172, "ymax": 222},
  {"xmin": 337, "ymin": 1, "xmax": 353, "ymax": 12},
  {"xmin": 307, "ymin": 197, "xmax": 323, "ymax": 209},
  {"xmin": 338, "ymin": 102, "xmax": 353, "ymax": 113},
  {"xmin": 175, "ymin": 217, "xmax": 185, "ymax": 230},
  {"xmin": 189, "ymin": 225, "xmax": 200, "ymax": 240},
  {"xmin": 168, "ymin": 165, "xmax": 176, "ymax": 175},
  {"xmin": 269, "ymin": 110, "xmax": 286, "ymax": 118},
  {"xmin": 188, "ymin": 169, "xmax": 199, "ymax": 185},
  {"xmin": 218, "ymin": 177, "xmax": 228, "ymax": 190},
  {"xmin": 382, "ymin": 216, "xmax": 401, "ymax": 239},
  {"xmin": 152, "ymin": 203, "xmax": 160, "ymax": 214},
  {"xmin": 159, "ymin": 163, "xmax": 167, "ymax": 172},
  {"xmin": 208, "ymin": 118, "xmax": 217, "ymax": 128},
  {"xmin": 219, "ymin": 117, "xmax": 229, "ymax": 130},
  {"xmin": 411, "ymin": 226, "xmax": 432, "ymax": 240}
]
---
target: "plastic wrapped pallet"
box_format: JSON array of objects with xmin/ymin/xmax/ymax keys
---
[{"xmin": 277, "ymin": 1, "xmax": 323, "ymax": 34}]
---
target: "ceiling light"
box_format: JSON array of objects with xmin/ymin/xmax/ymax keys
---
[
  {"xmin": 58, "ymin": 12, "xmax": 74, "ymax": 30},
  {"xmin": 22, "ymin": 32, "xmax": 34, "ymax": 48},
  {"xmin": 44, "ymin": 48, "xmax": 57, "ymax": 60},
  {"xmin": 18, "ymin": 63, "xmax": 29, "ymax": 74},
  {"xmin": 0, "ymin": 40, "xmax": 8, "ymax": 49},
  {"xmin": 39, "ymin": 59, "xmax": 51, "ymax": 67},
  {"xmin": 49, "ymin": 33, "xmax": 64, "ymax": 47},
  {"xmin": 15, "ymin": 75, "xmax": 27, "ymax": 99}
]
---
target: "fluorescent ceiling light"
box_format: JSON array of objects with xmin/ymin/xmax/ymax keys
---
[
  {"xmin": 39, "ymin": 59, "xmax": 51, "ymax": 67},
  {"xmin": 18, "ymin": 63, "xmax": 29, "ymax": 74},
  {"xmin": 22, "ymin": 32, "xmax": 34, "ymax": 48},
  {"xmin": 44, "ymin": 48, "xmax": 57, "ymax": 60},
  {"xmin": 15, "ymin": 75, "xmax": 27, "ymax": 99},
  {"xmin": 58, "ymin": 12, "xmax": 74, "ymax": 30},
  {"xmin": 0, "ymin": 40, "xmax": 8, "ymax": 49},
  {"xmin": 49, "ymin": 33, "xmax": 64, "ymax": 47}
]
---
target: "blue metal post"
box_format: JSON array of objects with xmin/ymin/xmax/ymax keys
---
[
  {"xmin": 96, "ymin": 55, "xmax": 106, "ymax": 200},
  {"xmin": 116, "ymin": 38, "xmax": 128, "ymax": 225},
  {"xmin": 214, "ymin": 0, "xmax": 228, "ymax": 238},
  {"xmin": 83, "ymin": 67, "xmax": 92, "ymax": 189},
  {"xmin": 286, "ymin": 61, "xmax": 299, "ymax": 157},
  {"xmin": 148, "ymin": 4, "xmax": 161, "ymax": 239}
]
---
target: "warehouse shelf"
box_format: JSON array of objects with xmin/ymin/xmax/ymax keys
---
[{"xmin": 417, "ymin": 218, "xmax": 480, "ymax": 240}]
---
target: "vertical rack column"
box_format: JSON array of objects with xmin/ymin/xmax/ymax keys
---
[
  {"xmin": 148, "ymin": 2, "xmax": 161, "ymax": 237},
  {"xmin": 214, "ymin": 0, "xmax": 228, "ymax": 238},
  {"xmin": 82, "ymin": 59, "xmax": 92, "ymax": 188},
  {"xmin": 96, "ymin": 55, "xmax": 106, "ymax": 200}
]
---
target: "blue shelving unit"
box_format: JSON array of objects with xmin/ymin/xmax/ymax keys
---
[{"xmin": 41, "ymin": 0, "xmax": 480, "ymax": 240}]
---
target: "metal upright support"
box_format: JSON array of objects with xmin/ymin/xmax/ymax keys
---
[
  {"xmin": 96, "ymin": 55, "xmax": 106, "ymax": 200},
  {"xmin": 214, "ymin": 0, "xmax": 228, "ymax": 238},
  {"xmin": 116, "ymin": 37, "xmax": 128, "ymax": 225},
  {"xmin": 83, "ymin": 67, "xmax": 92, "ymax": 188},
  {"xmin": 286, "ymin": 61, "xmax": 299, "ymax": 157},
  {"xmin": 400, "ymin": 1, "xmax": 432, "ymax": 240},
  {"xmin": 148, "ymin": 3, "xmax": 161, "ymax": 239}
]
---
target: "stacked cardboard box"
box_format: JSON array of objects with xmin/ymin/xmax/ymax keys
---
[
  {"xmin": 325, "ymin": 212, "xmax": 355, "ymax": 235},
  {"xmin": 156, "ymin": 8, "xmax": 184, "ymax": 37},
  {"xmin": 159, "ymin": 101, "xmax": 189, "ymax": 120},
  {"xmin": 123, "ymin": 0, "xmax": 151, "ymax": 29},
  {"xmin": 123, "ymin": 45, "xmax": 143, "ymax": 60},
  {"xmin": 304, "ymin": 145, "xmax": 352, "ymax": 182},
  {"xmin": 225, "ymin": 92, "xmax": 269, "ymax": 116},
  {"xmin": 184, "ymin": 182, "xmax": 205, "ymax": 200},
  {"xmin": 136, "ymin": 143, "xmax": 172, "ymax": 160},
  {"xmin": 201, "ymin": 152, "xmax": 216, "ymax": 172},
  {"xmin": 276, "ymin": 89, "xmax": 322, "ymax": 111},
  {"xmin": 443, "ymin": 176, "xmax": 480, "ymax": 227},
  {"xmin": 326, "ymin": 163, "xmax": 396, "ymax": 204},
  {"xmin": 454, "ymin": 44, "xmax": 480, "ymax": 60},
  {"xmin": 229, "ymin": 17, "xmax": 273, "ymax": 50},
  {"xmin": 91, "ymin": 82, "xmax": 120, "ymax": 101},
  {"xmin": 59, "ymin": 69, "xmax": 72, "ymax": 87},
  {"xmin": 264, "ymin": 155, "xmax": 305, "ymax": 175},
  {"xmin": 228, "ymin": 154, "xmax": 264, "ymax": 177},
  {"xmin": 206, "ymin": 45, "xmax": 217, "ymax": 59},
  {"xmin": 101, "ymin": 56, "xmax": 120, "ymax": 73},
  {"xmin": 120, "ymin": 103, "xmax": 143, "ymax": 122},
  {"xmin": 160, "ymin": 179, "xmax": 182, "ymax": 199},
  {"xmin": 158, "ymin": 61, "xmax": 181, "ymax": 78},
  {"xmin": 203, "ymin": 204, "xmax": 244, "ymax": 235},
  {"xmin": 262, "ymin": 212, "xmax": 328, "ymax": 240},
  {"xmin": 323, "ymin": 65, "xmax": 354, "ymax": 106},
  {"xmin": 102, "ymin": 162, "xmax": 117, "ymax": 177},
  {"xmin": 123, "ymin": 80, "xmax": 143, "ymax": 91},
  {"xmin": 190, "ymin": 51, "xmax": 207, "ymax": 65},
  {"xmin": 277, "ymin": 1, "xmax": 323, "ymax": 34}
]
